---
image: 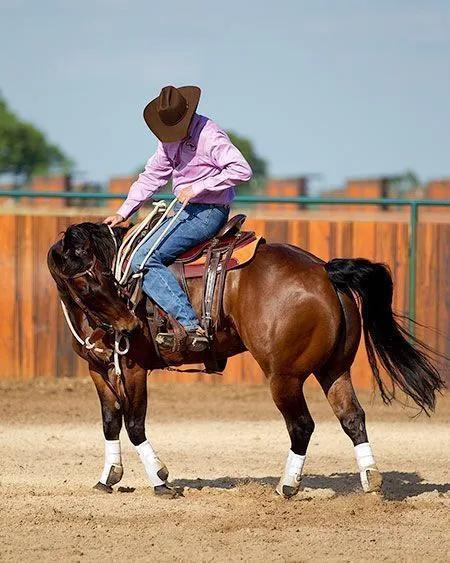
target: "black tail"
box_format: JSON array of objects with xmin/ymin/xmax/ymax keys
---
[{"xmin": 325, "ymin": 258, "xmax": 446, "ymax": 414}]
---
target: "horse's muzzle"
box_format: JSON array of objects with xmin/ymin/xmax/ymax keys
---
[{"xmin": 115, "ymin": 313, "xmax": 140, "ymax": 335}]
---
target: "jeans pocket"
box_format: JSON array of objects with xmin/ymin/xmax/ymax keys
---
[
  {"xmin": 184, "ymin": 205, "xmax": 229, "ymax": 240},
  {"xmin": 204, "ymin": 207, "xmax": 229, "ymax": 232},
  {"xmin": 196, "ymin": 208, "xmax": 214, "ymax": 236},
  {"xmin": 215, "ymin": 207, "xmax": 230, "ymax": 230}
]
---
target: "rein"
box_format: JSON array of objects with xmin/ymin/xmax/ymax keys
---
[
  {"xmin": 59, "ymin": 200, "xmax": 185, "ymax": 377},
  {"xmin": 60, "ymin": 255, "xmax": 99, "ymax": 280}
]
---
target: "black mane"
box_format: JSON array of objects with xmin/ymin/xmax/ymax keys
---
[{"xmin": 48, "ymin": 222, "xmax": 124, "ymax": 279}]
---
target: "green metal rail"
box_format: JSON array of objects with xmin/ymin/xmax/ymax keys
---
[{"xmin": 1, "ymin": 190, "xmax": 449, "ymax": 332}]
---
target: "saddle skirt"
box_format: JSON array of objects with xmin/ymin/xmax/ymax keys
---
[{"xmin": 175, "ymin": 231, "xmax": 262, "ymax": 278}]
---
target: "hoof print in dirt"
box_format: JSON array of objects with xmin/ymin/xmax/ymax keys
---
[
  {"xmin": 154, "ymin": 484, "xmax": 184, "ymax": 498},
  {"xmin": 93, "ymin": 481, "xmax": 113, "ymax": 494},
  {"xmin": 117, "ymin": 486, "xmax": 136, "ymax": 493}
]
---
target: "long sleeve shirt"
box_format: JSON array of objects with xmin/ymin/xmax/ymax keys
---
[{"xmin": 117, "ymin": 113, "xmax": 253, "ymax": 219}]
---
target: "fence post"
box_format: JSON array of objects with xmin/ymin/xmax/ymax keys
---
[{"xmin": 408, "ymin": 202, "xmax": 419, "ymax": 334}]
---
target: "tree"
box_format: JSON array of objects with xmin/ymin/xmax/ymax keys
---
[
  {"xmin": 226, "ymin": 131, "xmax": 266, "ymax": 178},
  {"xmin": 226, "ymin": 130, "xmax": 267, "ymax": 192},
  {"xmin": 0, "ymin": 94, "xmax": 73, "ymax": 184},
  {"xmin": 387, "ymin": 170, "xmax": 420, "ymax": 195}
]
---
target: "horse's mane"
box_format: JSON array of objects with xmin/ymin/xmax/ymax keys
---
[{"xmin": 47, "ymin": 222, "xmax": 126, "ymax": 281}]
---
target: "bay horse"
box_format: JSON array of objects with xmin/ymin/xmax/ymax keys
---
[{"xmin": 47, "ymin": 220, "xmax": 444, "ymax": 498}]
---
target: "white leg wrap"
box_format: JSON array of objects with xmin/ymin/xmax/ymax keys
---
[
  {"xmin": 354, "ymin": 442, "xmax": 382, "ymax": 492},
  {"xmin": 276, "ymin": 450, "xmax": 306, "ymax": 498},
  {"xmin": 354, "ymin": 442, "xmax": 376, "ymax": 472},
  {"xmin": 135, "ymin": 440, "xmax": 167, "ymax": 487},
  {"xmin": 100, "ymin": 439, "xmax": 123, "ymax": 486}
]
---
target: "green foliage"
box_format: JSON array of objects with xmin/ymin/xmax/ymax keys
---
[
  {"xmin": 225, "ymin": 130, "xmax": 267, "ymax": 182},
  {"xmin": 387, "ymin": 170, "xmax": 420, "ymax": 195},
  {"xmin": 0, "ymin": 94, "xmax": 73, "ymax": 182}
]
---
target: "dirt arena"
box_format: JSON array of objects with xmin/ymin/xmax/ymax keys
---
[{"xmin": 1, "ymin": 377, "xmax": 449, "ymax": 562}]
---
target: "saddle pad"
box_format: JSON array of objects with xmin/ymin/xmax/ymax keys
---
[{"xmin": 182, "ymin": 236, "xmax": 264, "ymax": 278}]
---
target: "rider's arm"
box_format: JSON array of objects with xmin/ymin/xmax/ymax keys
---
[
  {"xmin": 191, "ymin": 128, "xmax": 253, "ymax": 196},
  {"xmin": 116, "ymin": 143, "xmax": 173, "ymax": 220}
]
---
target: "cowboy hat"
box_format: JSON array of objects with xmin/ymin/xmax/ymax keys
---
[{"xmin": 143, "ymin": 85, "xmax": 201, "ymax": 142}]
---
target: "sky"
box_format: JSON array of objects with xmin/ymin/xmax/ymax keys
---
[{"xmin": 1, "ymin": 0, "xmax": 449, "ymax": 191}]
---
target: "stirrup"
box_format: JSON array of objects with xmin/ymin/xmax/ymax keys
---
[
  {"xmin": 155, "ymin": 326, "xmax": 209, "ymax": 352},
  {"xmin": 186, "ymin": 328, "xmax": 209, "ymax": 352},
  {"xmin": 155, "ymin": 332, "xmax": 175, "ymax": 347}
]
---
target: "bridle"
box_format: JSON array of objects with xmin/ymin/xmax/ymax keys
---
[
  {"xmin": 58, "ymin": 201, "xmax": 183, "ymax": 377},
  {"xmin": 59, "ymin": 255, "xmax": 116, "ymax": 333},
  {"xmin": 61, "ymin": 254, "xmax": 99, "ymax": 280},
  {"xmin": 58, "ymin": 230, "xmax": 131, "ymax": 376}
]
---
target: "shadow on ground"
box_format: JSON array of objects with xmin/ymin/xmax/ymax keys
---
[{"xmin": 171, "ymin": 472, "xmax": 450, "ymax": 501}]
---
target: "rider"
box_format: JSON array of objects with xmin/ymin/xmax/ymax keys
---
[{"xmin": 104, "ymin": 85, "xmax": 253, "ymax": 351}]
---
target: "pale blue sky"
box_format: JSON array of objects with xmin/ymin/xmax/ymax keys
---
[{"xmin": 1, "ymin": 0, "xmax": 449, "ymax": 190}]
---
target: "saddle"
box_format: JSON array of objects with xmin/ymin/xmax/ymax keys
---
[
  {"xmin": 172, "ymin": 215, "xmax": 259, "ymax": 277},
  {"xmin": 119, "ymin": 212, "xmax": 263, "ymax": 371}
]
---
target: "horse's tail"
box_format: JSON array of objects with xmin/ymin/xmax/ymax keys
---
[{"xmin": 324, "ymin": 258, "xmax": 445, "ymax": 414}]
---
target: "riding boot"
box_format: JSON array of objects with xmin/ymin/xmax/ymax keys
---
[
  {"xmin": 155, "ymin": 326, "xmax": 209, "ymax": 352},
  {"xmin": 185, "ymin": 326, "xmax": 209, "ymax": 352}
]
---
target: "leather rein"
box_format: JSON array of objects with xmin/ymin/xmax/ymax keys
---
[
  {"xmin": 58, "ymin": 230, "xmax": 131, "ymax": 377},
  {"xmin": 58, "ymin": 201, "xmax": 185, "ymax": 378}
]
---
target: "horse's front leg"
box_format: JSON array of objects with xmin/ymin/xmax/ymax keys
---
[
  {"xmin": 122, "ymin": 367, "xmax": 175, "ymax": 496},
  {"xmin": 89, "ymin": 366, "xmax": 124, "ymax": 493}
]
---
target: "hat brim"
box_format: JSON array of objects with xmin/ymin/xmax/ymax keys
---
[{"xmin": 143, "ymin": 86, "xmax": 201, "ymax": 143}]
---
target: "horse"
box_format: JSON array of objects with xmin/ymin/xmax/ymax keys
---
[{"xmin": 47, "ymin": 220, "xmax": 445, "ymax": 498}]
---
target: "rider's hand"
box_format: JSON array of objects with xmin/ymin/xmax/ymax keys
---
[
  {"xmin": 177, "ymin": 186, "xmax": 195, "ymax": 204},
  {"xmin": 103, "ymin": 213, "xmax": 125, "ymax": 227}
]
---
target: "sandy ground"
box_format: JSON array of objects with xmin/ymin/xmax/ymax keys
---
[{"xmin": 0, "ymin": 377, "xmax": 449, "ymax": 562}]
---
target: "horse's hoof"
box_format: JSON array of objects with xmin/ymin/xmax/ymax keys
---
[
  {"xmin": 361, "ymin": 467, "xmax": 383, "ymax": 493},
  {"xmin": 154, "ymin": 484, "xmax": 184, "ymax": 498},
  {"xmin": 106, "ymin": 464, "xmax": 123, "ymax": 486},
  {"xmin": 93, "ymin": 481, "xmax": 113, "ymax": 494},
  {"xmin": 276, "ymin": 482, "xmax": 300, "ymax": 499},
  {"xmin": 157, "ymin": 465, "xmax": 169, "ymax": 482}
]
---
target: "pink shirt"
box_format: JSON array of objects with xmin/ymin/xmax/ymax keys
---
[{"xmin": 117, "ymin": 114, "xmax": 253, "ymax": 219}]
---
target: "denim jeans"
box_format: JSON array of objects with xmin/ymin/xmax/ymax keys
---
[{"xmin": 131, "ymin": 202, "xmax": 229, "ymax": 328}]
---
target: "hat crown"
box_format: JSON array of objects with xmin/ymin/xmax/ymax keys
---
[
  {"xmin": 157, "ymin": 86, "xmax": 188, "ymax": 126},
  {"xmin": 143, "ymin": 84, "xmax": 201, "ymax": 142}
]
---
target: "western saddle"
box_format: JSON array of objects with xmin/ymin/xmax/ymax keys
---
[{"xmin": 121, "ymin": 212, "xmax": 263, "ymax": 371}]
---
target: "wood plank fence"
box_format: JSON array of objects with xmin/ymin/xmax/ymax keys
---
[{"xmin": 0, "ymin": 213, "xmax": 448, "ymax": 387}]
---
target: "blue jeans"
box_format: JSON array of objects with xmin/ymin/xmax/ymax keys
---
[{"xmin": 131, "ymin": 202, "xmax": 229, "ymax": 328}]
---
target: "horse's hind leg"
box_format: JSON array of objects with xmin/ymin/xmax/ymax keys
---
[
  {"xmin": 89, "ymin": 366, "xmax": 124, "ymax": 493},
  {"xmin": 318, "ymin": 369, "xmax": 382, "ymax": 493},
  {"xmin": 270, "ymin": 374, "xmax": 315, "ymax": 499}
]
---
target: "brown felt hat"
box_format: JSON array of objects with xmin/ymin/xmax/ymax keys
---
[{"xmin": 143, "ymin": 85, "xmax": 201, "ymax": 142}]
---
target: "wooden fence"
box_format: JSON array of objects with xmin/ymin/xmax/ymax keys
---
[{"xmin": 0, "ymin": 213, "xmax": 448, "ymax": 387}]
